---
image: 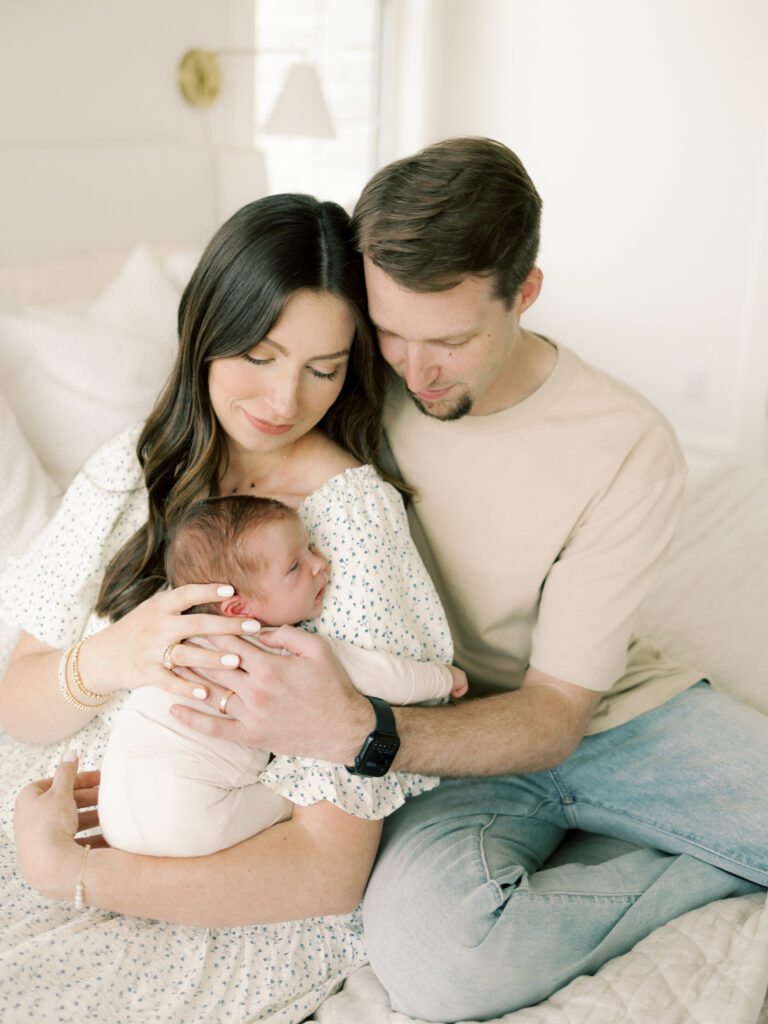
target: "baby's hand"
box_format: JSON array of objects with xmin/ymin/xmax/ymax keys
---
[{"xmin": 449, "ymin": 666, "xmax": 468, "ymax": 698}]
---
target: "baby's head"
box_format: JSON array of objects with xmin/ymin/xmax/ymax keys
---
[{"xmin": 165, "ymin": 495, "xmax": 330, "ymax": 626}]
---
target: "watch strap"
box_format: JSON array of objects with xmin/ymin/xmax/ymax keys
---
[
  {"xmin": 346, "ymin": 695, "xmax": 400, "ymax": 776},
  {"xmin": 364, "ymin": 694, "xmax": 397, "ymax": 735}
]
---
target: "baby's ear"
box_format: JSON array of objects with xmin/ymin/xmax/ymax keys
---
[{"xmin": 220, "ymin": 596, "xmax": 252, "ymax": 618}]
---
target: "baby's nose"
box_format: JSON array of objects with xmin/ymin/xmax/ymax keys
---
[{"xmin": 312, "ymin": 552, "xmax": 329, "ymax": 575}]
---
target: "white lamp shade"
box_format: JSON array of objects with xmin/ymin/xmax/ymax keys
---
[{"xmin": 263, "ymin": 61, "xmax": 335, "ymax": 138}]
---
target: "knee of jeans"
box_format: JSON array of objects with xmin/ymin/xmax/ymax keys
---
[
  {"xmin": 364, "ymin": 898, "xmax": 536, "ymax": 1023},
  {"xmin": 363, "ymin": 869, "xmax": 533, "ymax": 1021}
]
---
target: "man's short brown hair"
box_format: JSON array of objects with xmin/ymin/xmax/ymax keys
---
[{"xmin": 353, "ymin": 137, "xmax": 542, "ymax": 307}]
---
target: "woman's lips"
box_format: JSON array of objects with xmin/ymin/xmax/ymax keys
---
[{"xmin": 242, "ymin": 409, "xmax": 294, "ymax": 435}]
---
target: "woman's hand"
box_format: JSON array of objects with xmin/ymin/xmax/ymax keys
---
[
  {"xmin": 14, "ymin": 749, "xmax": 102, "ymax": 901},
  {"xmin": 0, "ymin": 584, "xmax": 262, "ymax": 745},
  {"xmin": 168, "ymin": 625, "xmax": 374, "ymax": 764},
  {"xmin": 78, "ymin": 583, "xmax": 262, "ymax": 703},
  {"xmin": 16, "ymin": 750, "xmax": 382, "ymax": 926}
]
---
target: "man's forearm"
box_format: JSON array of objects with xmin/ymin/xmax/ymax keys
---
[{"xmin": 386, "ymin": 677, "xmax": 601, "ymax": 777}]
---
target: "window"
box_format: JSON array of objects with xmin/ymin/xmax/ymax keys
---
[{"xmin": 255, "ymin": 0, "xmax": 382, "ymax": 210}]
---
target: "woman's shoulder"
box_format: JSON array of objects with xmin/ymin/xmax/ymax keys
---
[
  {"xmin": 300, "ymin": 462, "xmax": 399, "ymax": 519},
  {"xmin": 82, "ymin": 422, "xmax": 144, "ymax": 493},
  {"xmin": 295, "ymin": 430, "xmax": 360, "ymax": 494}
]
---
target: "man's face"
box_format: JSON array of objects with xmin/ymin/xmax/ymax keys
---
[{"xmin": 364, "ymin": 256, "xmax": 536, "ymax": 419}]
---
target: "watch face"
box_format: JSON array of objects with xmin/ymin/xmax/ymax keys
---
[{"xmin": 355, "ymin": 735, "xmax": 400, "ymax": 777}]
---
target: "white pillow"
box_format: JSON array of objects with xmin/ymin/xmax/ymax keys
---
[
  {"xmin": 88, "ymin": 244, "xmax": 181, "ymax": 344},
  {"xmin": 0, "ymin": 245, "xmax": 181, "ymax": 489},
  {"xmin": 0, "ymin": 250, "xmax": 131, "ymax": 310},
  {"xmin": 636, "ymin": 462, "xmax": 768, "ymax": 715},
  {"xmin": 162, "ymin": 248, "xmax": 202, "ymax": 294},
  {"xmin": 0, "ymin": 394, "xmax": 58, "ymax": 690}
]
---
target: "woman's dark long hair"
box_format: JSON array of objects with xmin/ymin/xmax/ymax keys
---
[{"xmin": 97, "ymin": 194, "xmax": 399, "ymax": 621}]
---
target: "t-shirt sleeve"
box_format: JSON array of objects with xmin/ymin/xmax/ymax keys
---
[
  {"xmin": 530, "ymin": 422, "xmax": 687, "ymax": 691},
  {"xmin": 259, "ymin": 465, "xmax": 453, "ymax": 817},
  {"xmin": 0, "ymin": 425, "xmax": 146, "ymax": 649}
]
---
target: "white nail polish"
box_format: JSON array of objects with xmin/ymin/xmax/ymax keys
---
[
  {"xmin": 242, "ymin": 619, "xmax": 261, "ymax": 633},
  {"xmin": 217, "ymin": 584, "xmax": 235, "ymax": 597},
  {"xmin": 192, "ymin": 687, "xmax": 208, "ymax": 700},
  {"xmin": 221, "ymin": 654, "xmax": 240, "ymax": 667},
  {"xmin": 62, "ymin": 747, "xmax": 78, "ymax": 763}
]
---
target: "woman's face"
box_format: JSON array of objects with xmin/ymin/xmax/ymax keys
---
[{"xmin": 209, "ymin": 289, "xmax": 354, "ymax": 458}]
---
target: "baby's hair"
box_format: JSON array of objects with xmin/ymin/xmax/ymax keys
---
[{"xmin": 165, "ymin": 495, "xmax": 297, "ymax": 614}]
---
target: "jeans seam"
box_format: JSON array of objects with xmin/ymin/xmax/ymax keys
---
[
  {"xmin": 478, "ymin": 813, "xmax": 647, "ymax": 904},
  {"xmin": 548, "ymin": 769, "xmax": 579, "ymax": 826},
  {"xmin": 575, "ymin": 797, "xmax": 767, "ymax": 881},
  {"xmin": 478, "ymin": 814, "xmax": 498, "ymax": 886}
]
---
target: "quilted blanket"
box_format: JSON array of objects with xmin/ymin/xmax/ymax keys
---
[{"xmin": 311, "ymin": 894, "xmax": 768, "ymax": 1023}]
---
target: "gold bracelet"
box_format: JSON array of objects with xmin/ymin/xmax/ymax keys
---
[
  {"xmin": 74, "ymin": 843, "xmax": 91, "ymax": 911},
  {"xmin": 71, "ymin": 639, "xmax": 112, "ymax": 705},
  {"xmin": 57, "ymin": 646, "xmax": 86, "ymax": 709},
  {"xmin": 57, "ymin": 645, "xmax": 111, "ymax": 710}
]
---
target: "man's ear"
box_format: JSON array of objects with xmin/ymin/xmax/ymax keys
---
[
  {"xmin": 516, "ymin": 267, "xmax": 543, "ymax": 314},
  {"xmin": 220, "ymin": 595, "xmax": 252, "ymax": 618}
]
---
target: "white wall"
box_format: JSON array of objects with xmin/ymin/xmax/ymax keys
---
[
  {"xmin": 383, "ymin": 0, "xmax": 768, "ymax": 465},
  {"xmin": 0, "ymin": 0, "xmax": 266, "ymax": 264}
]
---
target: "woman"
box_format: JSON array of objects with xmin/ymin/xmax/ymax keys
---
[{"xmin": 0, "ymin": 195, "xmax": 452, "ymax": 1022}]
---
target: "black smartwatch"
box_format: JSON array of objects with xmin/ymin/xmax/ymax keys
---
[{"xmin": 346, "ymin": 696, "xmax": 400, "ymax": 777}]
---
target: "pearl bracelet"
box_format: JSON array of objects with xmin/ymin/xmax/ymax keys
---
[{"xmin": 74, "ymin": 844, "xmax": 91, "ymax": 911}]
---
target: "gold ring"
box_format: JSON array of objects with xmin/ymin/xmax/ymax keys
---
[
  {"xmin": 161, "ymin": 644, "xmax": 177, "ymax": 671},
  {"xmin": 219, "ymin": 689, "xmax": 236, "ymax": 716}
]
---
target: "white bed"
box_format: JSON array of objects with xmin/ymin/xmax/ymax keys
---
[{"xmin": 1, "ymin": 247, "xmax": 766, "ymax": 1024}]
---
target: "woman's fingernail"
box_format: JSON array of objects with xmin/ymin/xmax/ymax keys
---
[
  {"xmin": 221, "ymin": 654, "xmax": 240, "ymax": 667},
  {"xmin": 242, "ymin": 619, "xmax": 261, "ymax": 633},
  {"xmin": 62, "ymin": 747, "xmax": 78, "ymax": 763},
  {"xmin": 192, "ymin": 686, "xmax": 208, "ymax": 700},
  {"xmin": 217, "ymin": 584, "xmax": 235, "ymax": 597}
]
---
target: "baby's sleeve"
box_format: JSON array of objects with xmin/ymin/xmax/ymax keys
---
[{"xmin": 327, "ymin": 636, "xmax": 453, "ymax": 705}]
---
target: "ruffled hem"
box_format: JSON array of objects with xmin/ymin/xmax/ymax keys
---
[{"xmin": 259, "ymin": 755, "xmax": 440, "ymax": 819}]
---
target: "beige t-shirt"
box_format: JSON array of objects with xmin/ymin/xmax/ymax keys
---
[{"xmin": 383, "ymin": 339, "xmax": 702, "ymax": 734}]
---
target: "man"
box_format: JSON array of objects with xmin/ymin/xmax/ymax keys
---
[{"xmin": 186, "ymin": 138, "xmax": 768, "ymax": 1020}]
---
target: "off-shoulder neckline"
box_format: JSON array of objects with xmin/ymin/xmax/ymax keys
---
[{"xmin": 298, "ymin": 464, "xmax": 379, "ymax": 512}]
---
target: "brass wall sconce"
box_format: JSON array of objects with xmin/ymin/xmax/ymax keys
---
[{"xmin": 177, "ymin": 47, "xmax": 335, "ymax": 138}]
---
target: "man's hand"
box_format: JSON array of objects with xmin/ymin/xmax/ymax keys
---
[{"xmin": 169, "ymin": 627, "xmax": 375, "ymax": 764}]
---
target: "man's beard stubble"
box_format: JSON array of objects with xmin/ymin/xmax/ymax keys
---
[{"xmin": 407, "ymin": 390, "xmax": 474, "ymax": 421}]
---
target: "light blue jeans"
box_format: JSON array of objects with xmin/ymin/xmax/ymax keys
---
[{"xmin": 363, "ymin": 683, "xmax": 767, "ymax": 1021}]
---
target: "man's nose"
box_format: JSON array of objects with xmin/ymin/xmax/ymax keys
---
[{"xmin": 403, "ymin": 345, "xmax": 438, "ymax": 392}]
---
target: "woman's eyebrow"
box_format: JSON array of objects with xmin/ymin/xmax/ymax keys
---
[{"xmin": 259, "ymin": 337, "xmax": 350, "ymax": 360}]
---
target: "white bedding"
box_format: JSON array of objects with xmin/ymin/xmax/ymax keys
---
[
  {"xmin": 1, "ymin": 248, "xmax": 766, "ymax": 1023},
  {"xmin": 313, "ymin": 894, "xmax": 768, "ymax": 1024}
]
